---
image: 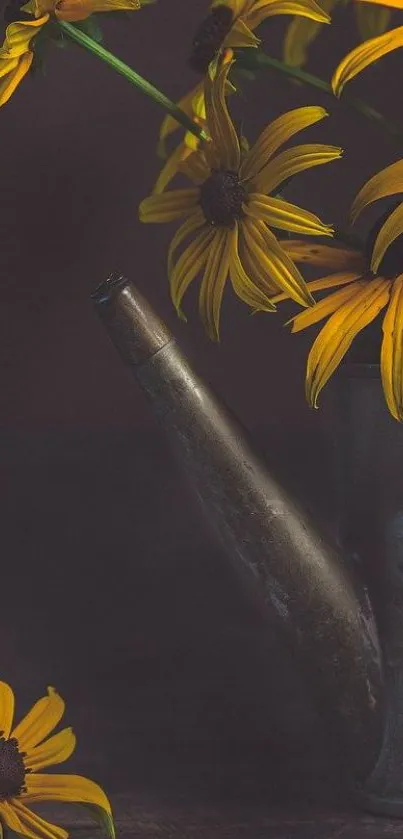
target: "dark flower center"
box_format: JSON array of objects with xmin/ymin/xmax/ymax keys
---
[
  {"xmin": 365, "ymin": 199, "xmax": 403, "ymax": 279},
  {"xmin": 3, "ymin": 0, "xmax": 32, "ymax": 23},
  {"xmin": 188, "ymin": 5, "xmax": 234, "ymax": 74},
  {"xmin": 199, "ymin": 169, "xmax": 246, "ymax": 227},
  {"xmin": 0, "ymin": 735, "xmax": 27, "ymax": 800}
]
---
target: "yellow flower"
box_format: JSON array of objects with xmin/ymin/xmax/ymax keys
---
[
  {"xmin": 332, "ymin": 0, "xmax": 403, "ymax": 95},
  {"xmin": 0, "ymin": 681, "xmax": 114, "ymax": 839},
  {"xmin": 284, "ymin": 0, "xmax": 390, "ymax": 68},
  {"xmin": 160, "ymin": 0, "xmax": 331, "ymax": 145},
  {"xmin": 139, "ymin": 57, "xmax": 341, "ymax": 341},
  {"xmin": 273, "ymin": 159, "xmax": 403, "ymax": 420},
  {"xmin": 0, "ymin": 0, "xmax": 142, "ymax": 105}
]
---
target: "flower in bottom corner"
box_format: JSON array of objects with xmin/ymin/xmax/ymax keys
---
[
  {"xmin": 272, "ymin": 159, "xmax": 403, "ymax": 421},
  {"xmin": 139, "ymin": 57, "xmax": 341, "ymax": 341},
  {"xmin": 0, "ymin": 681, "xmax": 115, "ymax": 839}
]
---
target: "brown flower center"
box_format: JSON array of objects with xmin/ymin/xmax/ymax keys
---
[
  {"xmin": 3, "ymin": 0, "xmax": 32, "ymax": 23},
  {"xmin": 0, "ymin": 735, "xmax": 27, "ymax": 800},
  {"xmin": 188, "ymin": 5, "xmax": 234, "ymax": 74},
  {"xmin": 199, "ymin": 169, "xmax": 246, "ymax": 227},
  {"xmin": 365, "ymin": 200, "xmax": 403, "ymax": 279}
]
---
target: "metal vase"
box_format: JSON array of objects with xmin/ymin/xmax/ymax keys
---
[{"xmin": 323, "ymin": 363, "xmax": 403, "ymax": 816}]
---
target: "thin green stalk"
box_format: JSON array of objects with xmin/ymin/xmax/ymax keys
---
[
  {"xmin": 58, "ymin": 21, "xmax": 207, "ymax": 142},
  {"xmin": 236, "ymin": 50, "xmax": 403, "ymax": 148}
]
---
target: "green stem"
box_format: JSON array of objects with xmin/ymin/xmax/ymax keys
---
[
  {"xmin": 236, "ymin": 50, "xmax": 403, "ymax": 147},
  {"xmin": 58, "ymin": 21, "xmax": 207, "ymax": 142}
]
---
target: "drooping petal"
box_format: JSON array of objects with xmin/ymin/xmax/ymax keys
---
[
  {"xmin": 229, "ymin": 222, "xmax": 277, "ymax": 310},
  {"xmin": 305, "ymin": 278, "xmax": 390, "ymax": 407},
  {"xmin": 371, "ymin": 202, "xmax": 403, "ymax": 273},
  {"xmin": 252, "ymin": 143, "xmax": 342, "ymax": 194},
  {"xmin": 240, "ymin": 106, "xmax": 328, "ymax": 181},
  {"xmin": 0, "ymin": 16, "xmax": 49, "ymax": 59},
  {"xmin": 244, "ymin": 0, "xmax": 331, "ymax": 28},
  {"xmin": 289, "ymin": 279, "xmax": 365, "ymax": 329},
  {"xmin": 355, "ymin": 0, "xmax": 400, "ymax": 9},
  {"xmin": 242, "ymin": 218, "xmax": 314, "ymax": 306},
  {"xmin": 381, "ymin": 275, "xmax": 403, "ymax": 420},
  {"xmin": 24, "ymin": 727, "xmax": 76, "ymax": 772},
  {"xmin": 271, "ymin": 270, "xmax": 363, "ymax": 303},
  {"xmin": 153, "ymin": 143, "xmax": 193, "ymax": 195},
  {"xmin": 332, "ymin": 27, "xmax": 403, "ymax": 97},
  {"xmin": 351, "ymin": 160, "xmax": 403, "ymax": 223},
  {"xmin": 246, "ymin": 194, "xmax": 333, "ymax": 236},
  {"xmin": 204, "ymin": 55, "xmax": 240, "ymax": 171},
  {"xmin": 0, "ymin": 51, "xmax": 33, "ymax": 106},
  {"xmin": 198, "ymin": 229, "xmax": 231, "ymax": 340},
  {"xmin": 160, "ymin": 83, "xmax": 203, "ymax": 142},
  {"xmin": 281, "ymin": 239, "xmax": 366, "ymax": 270},
  {"xmin": 167, "ymin": 209, "xmax": 205, "ymax": 275},
  {"xmin": 55, "ymin": 0, "xmax": 140, "ymax": 21},
  {"xmin": 6, "ymin": 800, "xmax": 68, "ymax": 839},
  {"xmin": 239, "ymin": 224, "xmax": 281, "ymax": 295},
  {"xmin": 225, "ymin": 17, "xmax": 260, "ymax": 48},
  {"xmin": 283, "ymin": 16, "xmax": 324, "ymax": 66},
  {"xmin": 180, "ymin": 150, "xmax": 210, "ymax": 185},
  {"xmin": 354, "ymin": 2, "xmax": 391, "ymax": 41},
  {"xmin": 12, "ymin": 687, "xmax": 65, "ymax": 752},
  {"xmin": 23, "ymin": 774, "xmax": 115, "ymax": 839},
  {"xmin": 0, "ymin": 683, "xmax": 14, "ymax": 739},
  {"xmin": 139, "ymin": 189, "xmax": 199, "ymax": 223},
  {"xmin": 169, "ymin": 226, "xmax": 216, "ymax": 317}
]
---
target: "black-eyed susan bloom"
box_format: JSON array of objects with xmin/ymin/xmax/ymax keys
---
[
  {"xmin": 273, "ymin": 159, "xmax": 403, "ymax": 420},
  {"xmin": 0, "ymin": 0, "xmax": 142, "ymax": 106},
  {"xmin": 332, "ymin": 0, "xmax": 403, "ymax": 95},
  {"xmin": 284, "ymin": 0, "xmax": 390, "ymax": 68},
  {"xmin": 140, "ymin": 57, "xmax": 341, "ymax": 340},
  {"xmin": 160, "ymin": 0, "xmax": 331, "ymax": 145},
  {"xmin": 0, "ymin": 681, "xmax": 114, "ymax": 839}
]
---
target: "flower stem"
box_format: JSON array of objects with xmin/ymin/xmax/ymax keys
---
[
  {"xmin": 236, "ymin": 49, "xmax": 403, "ymax": 148},
  {"xmin": 57, "ymin": 20, "xmax": 207, "ymax": 142}
]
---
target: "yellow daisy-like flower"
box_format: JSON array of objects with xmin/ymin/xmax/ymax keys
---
[
  {"xmin": 0, "ymin": 681, "xmax": 114, "ymax": 839},
  {"xmin": 140, "ymin": 58, "xmax": 341, "ymax": 341},
  {"xmin": 273, "ymin": 159, "xmax": 403, "ymax": 420},
  {"xmin": 160, "ymin": 0, "xmax": 331, "ymax": 145},
  {"xmin": 284, "ymin": 0, "xmax": 390, "ymax": 68},
  {"xmin": 0, "ymin": 0, "xmax": 141, "ymax": 106},
  {"xmin": 332, "ymin": 0, "xmax": 403, "ymax": 96}
]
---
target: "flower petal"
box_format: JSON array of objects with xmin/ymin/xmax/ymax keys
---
[
  {"xmin": 246, "ymin": 193, "xmax": 333, "ymax": 237},
  {"xmin": 356, "ymin": 0, "xmax": 400, "ymax": 9},
  {"xmin": 23, "ymin": 774, "xmax": 115, "ymax": 839},
  {"xmin": 242, "ymin": 218, "xmax": 314, "ymax": 306},
  {"xmin": 55, "ymin": 0, "xmax": 140, "ymax": 22},
  {"xmin": 252, "ymin": 143, "xmax": 342, "ymax": 194},
  {"xmin": 169, "ymin": 226, "xmax": 215, "ymax": 316},
  {"xmin": 139, "ymin": 189, "xmax": 199, "ymax": 223},
  {"xmin": 272, "ymin": 270, "xmax": 363, "ymax": 303},
  {"xmin": 180, "ymin": 150, "xmax": 210, "ymax": 185},
  {"xmin": 305, "ymin": 278, "xmax": 390, "ymax": 407},
  {"xmin": 0, "ymin": 51, "xmax": 33, "ymax": 106},
  {"xmin": 6, "ymin": 801, "xmax": 67, "ymax": 839},
  {"xmin": 283, "ymin": 16, "xmax": 324, "ymax": 66},
  {"xmin": 225, "ymin": 17, "xmax": 260, "ymax": 48},
  {"xmin": 199, "ymin": 229, "xmax": 231, "ymax": 340},
  {"xmin": 354, "ymin": 2, "xmax": 391, "ymax": 41},
  {"xmin": 289, "ymin": 278, "xmax": 365, "ymax": 329},
  {"xmin": 160, "ymin": 83, "xmax": 203, "ymax": 141},
  {"xmin": 204, "ymin": 55, "xmax": 240, "ymax": 171},
  {"xmin": 0, "ymin": 682, "xmax": 14, "ymax": 739},
  {"xmin": 240, "ymin": 106, "xmax": 328, "ymax": 181},
  {"xmin": 153, "ymin": 143, "xmax": 193, "ymax": 195},
  {"xmin": 332, "ymin": 27, "xmax": 403, "ymax": 97},
  {"xmin": 245, "ymin": 0, "xmax": 331, "ymax": 27},
  {"xmin": 381, "ymin": 274, "xmax": 403, "ymax": 420},
  {"xmin": 351, "ymin": 160, "xmax": 403, "ymax": 223},
  {"xmin": 371, "ymin": 201, "xmax": 403, "ymax": 273},
  {"xmin": 280, "ymin": 239, "xmax": 366, "ymax": 270},
  {"xmin": 24, "ymin": 727, "xmax": 76, "ymax": 772},
  {"xmin": 0, "ymin": 16, "xmax": 48, "ymax": 59},
  {"xmin": 229, "ymin": 222, "xmax": 277, "ymax": 310},
  {"xmin": 167, "ymin": 209, "xmax": 205, "ymax": 275},
  {"xmin": 12, "ymin": 687, "xmax": 64, "ymax": 752}
]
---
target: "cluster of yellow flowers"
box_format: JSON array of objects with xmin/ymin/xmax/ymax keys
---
[{"xmin": 2, "ymin": 0, "xmax": 403, "ymax": 421}]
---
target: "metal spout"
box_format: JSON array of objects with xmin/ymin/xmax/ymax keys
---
[{"xmin": 93, "ymin": 275, "xmax": 384, "ymax": 782}]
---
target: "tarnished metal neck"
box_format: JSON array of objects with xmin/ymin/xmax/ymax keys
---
[{"xmin": 92, "ymin": 274, "xmax": 172, "ymax": 367}]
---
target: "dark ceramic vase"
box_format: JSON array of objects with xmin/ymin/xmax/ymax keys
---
[{"xmin": 323, "ymin": 364, "xmax": 403, "ymax": 816}]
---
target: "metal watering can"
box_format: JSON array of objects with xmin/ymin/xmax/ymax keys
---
[{"xmin": 93, "ymin": 274, "xmax": 403, "ymax": 818}]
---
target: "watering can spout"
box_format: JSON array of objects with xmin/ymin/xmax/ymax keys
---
[{"xmin": 93, "ymin": 274, "xmax": 384, "ymax": 786}]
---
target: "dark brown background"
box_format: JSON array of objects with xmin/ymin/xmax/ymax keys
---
[{"xmin": 0, "ymin": 0, "xmax": 402, "ymax": 825}]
